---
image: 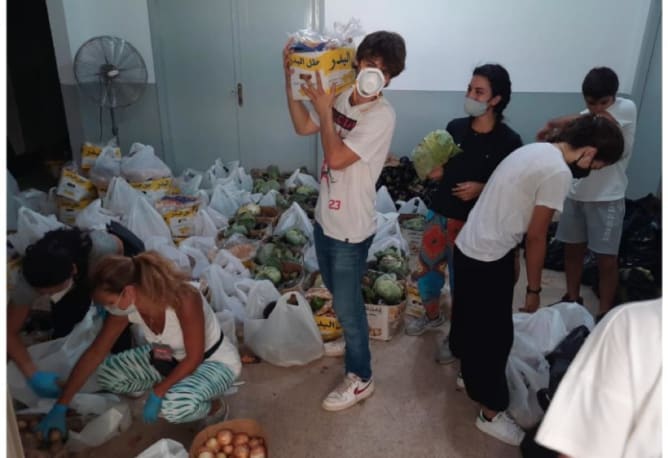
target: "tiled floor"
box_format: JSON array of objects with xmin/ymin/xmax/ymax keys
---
[{"xmin": 77, "ymin": 263, "xmax": 599, "ymax": 457}]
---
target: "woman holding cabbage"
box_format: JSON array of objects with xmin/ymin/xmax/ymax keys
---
[{"xmin": 406, "ymin": 64, "xmax": 523, "ymax": 356}]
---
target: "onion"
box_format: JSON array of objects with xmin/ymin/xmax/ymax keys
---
[
  {"xmin": 216, "ymin": 429, "xmax": 234, "ymax": 446},
  {"xmin": 249, "ymin": 445, "xmax": 267, "ymax": 458},
  {"xmin": 232, "ymin": 433, "xmax": 249, "ymax": 446},
  {"xmin": 222, "ymin": 444, "xmax": 235, "ymax": 454},
  {"xmin": 248, "ymin": 438, "xmax": 260, "ymax": 448},
  {"xmin": 216, "ymin": 453, "xmax": 228, "ymax": 458},
  {"xmin": 198, "ymin": 451, "xmax": 215, "ymax": 458},
  {"xmin": 232, "ymin": 444, "xmax": 250, "ymax": 458},
  {"xmin": 206, "ymin": 437, "xmax": 221, "ymax": 452}
]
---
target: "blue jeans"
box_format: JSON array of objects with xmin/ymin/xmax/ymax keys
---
[{"xmin": 314, "ymin": 222, "xmax": 374, "ymax": 380}]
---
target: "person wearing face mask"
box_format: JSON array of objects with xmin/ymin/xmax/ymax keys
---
[
  {"xmin": 536, "ymin": 67, "xmax": 637, "ymax": 319},
  {"xmin": 8, "ymin": 223, "xmax": 144, "ymax": 400},
  {"xmin": 282, "ymin": 31, "xmax": 406, "ymax": 411},
  {"xmin": 452, "ymin": 114, "xmax": 624, "ymax": 446},
  {"xmin": 36, "ymin": 251, "xmax": 241, "ymax": 438},
  {"xmin": 405, "ymin": 64, "xmax": 523, "ymax": 355}
]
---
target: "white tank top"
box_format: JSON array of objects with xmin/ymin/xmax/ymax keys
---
[{"xmin": 128, "ymin": 293, "xmax": 241, "ymax": 377}]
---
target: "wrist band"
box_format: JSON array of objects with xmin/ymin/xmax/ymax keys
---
[{"xmin": 526, "ymin": 286, "xmax": 542, "ymax": 295}]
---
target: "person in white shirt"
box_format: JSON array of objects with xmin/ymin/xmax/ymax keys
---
[
  {"xmin": 282, "ymin": 31, "xmax": 406, "ymax": 411},
  {"xmin": 537, "ymin": 67, "xmax": 637, "ymax": 317},
  {"xmin": 536, "ymin": 298, "xmax": 661, "ymax": 458},
  {"xmin": 452, "ymin": 115, "xmax": 624, "ymax": 446}
]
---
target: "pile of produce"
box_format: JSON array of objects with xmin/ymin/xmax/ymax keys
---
[
  {"xmin": 194, "ymin": 428, "xmax": 267, "ymax": 458},
  {"xmin": 362, "ymin": 271, "xmax": 405, "ymax": 305},
  {"xmin": 17, "ymin": 413, "xmax": 84, "ymax": 457},
  {"xmin": 370, "ymin": 247, "xmax": 409, "ymax": 278}
]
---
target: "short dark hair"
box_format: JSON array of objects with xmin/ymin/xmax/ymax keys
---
[
  {"xmin": 582, "ymin": 67, "xmax": 619, "ymax": 99},
  {"xmin": 473, "ymin": 63, "xmax": 512, "ymax": 121},
  {"xmin": 22, "ymin": 227, "xmax": 92, "ymax": 288},
  {"xmin": 356, "ymin": 31, "xmax": 406, "ymax": 78},
  {"xmin": 555, "ymin": 113, "xmax": 624, "ymax": 164}
]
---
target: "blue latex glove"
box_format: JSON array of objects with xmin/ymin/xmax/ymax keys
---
[
  {"xmin": 27, "ymin": 371, "xmax": 62, "ymax": 398},
  {"xmin": 36, "ymin": 403, "xmax": 68, "ymax": 439},
  {"xmin": 143, "ymin": 391, "xmax": 163, "ymax": 423}
]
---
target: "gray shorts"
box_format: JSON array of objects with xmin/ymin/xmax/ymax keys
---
[{"xmin": 555, "ymin": 197, "xmax": 625, "ymax": 255}]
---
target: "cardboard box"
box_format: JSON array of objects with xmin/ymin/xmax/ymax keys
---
[
  {"xmin": 190, "ymin": 418, "xmax": 268, "ymax": 458},
  {"xmin": 56, "ymin": 167, "xmax": 98, "ymax": 202},
  {"xmin": 314, "ymin": 312, "xmax": 343, "ymax": 342},
  {"xmin": 289, "ymin": 47, "xmax": 356, "ymax": 101},
  {"xmin": 365, "ymin": 300, "xmax": 406, "ymax": 341}
]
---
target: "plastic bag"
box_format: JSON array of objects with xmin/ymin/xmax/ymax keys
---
[
  {"xmin": 199, "ymin": 264, "xmax": 247, "ymax": 324},
  {"xmin": 144, "ymin": 237, "xmax": 190, "ymax": 274},
  {"xmin": 180, "ymin": 244, "xmax": 210, "ymax": 279},
  {"xmin": 274, "ymin": 202, "xmax": 314, "ymax": 241},
  {"xmin": 215, "ymin": 309, "xmax": 238, "ymax": 346},
  {"xmin": 303, "ymin": 242, "xmax": 319, "ymax": 273},
  {"xmin": 89, "ymin": 145, "xmax": 122, "ymax": 191},
  {"xmin": 135, "ymin": 439, "xmax": 188, "ymax": 458},
  {"xmin": 210, "ymin": 184, "xmax": 242, "ymax": 218},
  {"xmin": 8, "ymin": 206, "xmax": 66, "ymax": 255},
  {"xmin": 81, "ymin": 137, "xmax": 120, "ymax": 173},
  {"xmin": 103, "ymin": 176, "xmax": 142, "ymax": 217},
  {"xmin": 75, "ymin": 199, "xmax": 120, "ymax": 230},
  {"xmin": 397, "ymin": 196, "xmax": 428, "ymax": 216},
  {"xmin": 8, "ymin": 306, "xmax": 104, "ymax": 407},
  {"xmin": 211, "ymin": 250, "xmax": 251, "ymax": 293},
  {"xmin": 120, "ymin": 143, "xmax": 171, "ymax": 182},
  {"xmin": 375, "ymin": 185, "xmax": 397, "ymax": 214},
  {"xmin": 245, "ymin": 291, "xmax": 324, "ymax": 367},
  {"xmin": 67, "ymin": 403, "xmax": 132, "ymax": 452},
  {"xmin": 126, "ymin": 197, "xmax": 173, "ymax": 244},
  {"xmin": 233, "ymin": 278, "xmax": 281, "ymax": 319},
  {"xmin": 194, "ymin": 207, "xmax": 218, "ymax": 237},
  {"xmin": 258, "ymin": 189, "xmax": 280, "ymax": 207},
  {"xmin": 506, "ymin": 354, "xmax": 550, "ymax": 430},
  {"xmin": 172, "ymin": 168, "xmax": 203, "ymax": 195},
  {"xmin": 284, "ymin": 168, "xmax": 319, "ymax": 190}
]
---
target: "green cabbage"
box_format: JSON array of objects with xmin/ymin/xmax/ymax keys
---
[
  {"xmin": 411, "ymin": 129, "xmax": 462, "ymax": 180},
  {"xmin": 372, "ymin": 273, "xmax": 404, "ymax": 305},
  {"xmin": 284, "ymin": 228, "xmax": 308, "ymax": 246},
  {"xmin": 255, "ymin": 265, "xmax": 282, "ymax": 284}
]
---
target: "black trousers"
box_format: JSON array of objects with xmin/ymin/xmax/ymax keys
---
[{"xmin": 449, "ymin": 246, "xmax": 515, "ymax": 412}]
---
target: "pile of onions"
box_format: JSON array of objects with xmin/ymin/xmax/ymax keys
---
[{"xmin": 196, "ymin": 429, "xmax": 266, "ymax": 458}]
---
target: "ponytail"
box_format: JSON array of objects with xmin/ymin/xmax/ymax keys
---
[{"xmin": 89, "ymin": 251, "xmax": 192, "ymax": 310}]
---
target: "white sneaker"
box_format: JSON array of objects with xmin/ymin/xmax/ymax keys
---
[
  {"xmin": 324, "ymin": 338, "xmax": 345, "ymax": 357},
  {"xmin": 475, "ymin": 410, "xmax": 525, "ymax": 446},
  {"xmin": 322, "ymin": 373, "xmax": 375, "ymax": 411}
]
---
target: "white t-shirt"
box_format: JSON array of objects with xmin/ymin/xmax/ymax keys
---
[
  {"xmin": 569, "ymin": 97, "xmax": 637, "ymax": 201},
  {"xmin": 128, "ymin": 293, "xmax": 241, "ymax": 377},
  {"xmin": 456, "ymin": 143, "xmax": 572, "ymax": 261},
  {"xmin": 536, "ymin": 299, "xmax": 662, "ymax": 458},
  {"xmin": 310, "ymin": 87, "xmax": 396, "ymax": 243}
]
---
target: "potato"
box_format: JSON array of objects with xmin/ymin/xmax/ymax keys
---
[
  {"xmin": 216, "ymin": 429, "xmax": 234, "ymax": 446},
  {"xmin": 215, "ymin": 453, "xmax": 228, "ymax": 458},
  {"xmin": 198, "ymin": 451, "xmax": 215, "ymax": 458},
  {"xmin": 248, "ymin": 437, "xmax": 260, "ymax": 449},
  {"xmin": 222, "ymin": 444, "xmax": 235, "ymax": 454}
]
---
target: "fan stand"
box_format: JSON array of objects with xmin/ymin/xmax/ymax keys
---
[{"xmin": 109, "ymin": 107, "xmax": 119, "ymax": 144}]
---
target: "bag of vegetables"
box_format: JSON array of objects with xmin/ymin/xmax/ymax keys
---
[{"xmin": 411, "ymin": 129, "xmax": 461, "ymax": 180}]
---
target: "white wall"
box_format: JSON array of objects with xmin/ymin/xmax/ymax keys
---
[
  {"xmin": 46, "ymin": 0, "xmax": 155, "ymax": 84},
  {"xmin": 326, "ymin": 0, "xmax": 651, "ymax": 93}
]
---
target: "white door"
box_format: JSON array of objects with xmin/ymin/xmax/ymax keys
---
[{"xmin": 148, "ymin": 0, "xmax": 317, "ymax": 174}]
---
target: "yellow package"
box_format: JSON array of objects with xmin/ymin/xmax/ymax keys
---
[
  {"xmin": 56, "ymin": 167, "xmax": 98, "ymax": 202},
  {"xmin": 81, "ymin": 142, "xmax": 121, "ymax": 172},
  {"xmin": 129, "ymin": 177, "xmax": 172, "ymax": 203},
  {"xmin": 289, "ymin": 47, "xmax": 356, "ymax": 101},
  {"xmin": 57, "ymin": 196, "xmax": 95, "ymax": 226}
]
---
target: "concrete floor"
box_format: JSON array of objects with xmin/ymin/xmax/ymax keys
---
[{"xmin": 76, "ymin": 264, "xmax": 599, "ymax": 458}]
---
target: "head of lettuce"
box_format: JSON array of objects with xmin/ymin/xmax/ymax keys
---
[{"xmin": 411, "ymin": 129, "xmax": 461, "ymax": 180}]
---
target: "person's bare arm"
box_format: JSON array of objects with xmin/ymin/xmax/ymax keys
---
[
  {"xmin": 520, "ymin": 205, "xmax": 555, "ymax": 312},
  {"xmin": 7, "ymin": 304, "xmax": 36, "ymax": 377},
  {"xmin": 302, "ymin": 72, "xmax": 360, "ymax": 170},
  {"xmin": 152, "ymin": 288, "xmax": 205, "ymax": 397},
  {"xmin": 58, "ymin": 316, "xmax": 129, "ymax": 404}
]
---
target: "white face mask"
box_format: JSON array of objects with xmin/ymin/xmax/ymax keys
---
[
  {"xmin": 464, "ymin": 96, "xmax": 489, "ymax": 117},
  {"xmin": 105, "ymin": 303, "xmax": 138, "ymax": 317},
  {"xmin": 356, "ymin": 68, "xmax": 385, "ymax": 98},
  {"xmin": 50, "ymin": 279, "xmax": 74, "ymax": 303}
]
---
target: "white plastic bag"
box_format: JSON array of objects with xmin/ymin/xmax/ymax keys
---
[
  {"xmin": 245, "ymin": 291, "xmax": 324, "ymax": 367},
  {"xmin": 375, "ymin": 185, "xmax": 397, "ymax": 214},
  {"xmin": 215, "ymin": 309, "xmax": 238, "ymax": 346},
  {"xmin": 211, "ymin": 250, "xmax": 251, "ymax": 293},
  {"xmin": 397, "ymin": 196, "xmax": 428, "ymax": 216},
  {"xmin": 209, "ymin": 184, "xmax": 241, "ymax": 218},
  {"xmin": 8, "ymin": 206, "xmax": 65, "ymax": 255},
  {"xmin": 203, "ymin": 205, "xmax": 229, "ymax": 230},
  {"xmin": 172, "ymin": 168, "xmax": 203, "ymax": 195},
  {"xmin": 274, "ymin": 202, "xmax": 314, "ymax": 241},
  {"xmin": 179, "ymin": 244, "xmax": 210, "ymax": 279},
  {"xmin": 258, "ymin": 189, "xmax": 280, "ymax": 207},
  {"xmin": 233, "ymin": 278, "xmax": 281, "ymax": 319},
  {"xmin": 75, "ymin": 199, "xmax": 120, "ymax": 230},
  {"xmin": 126, "ymin": 197, "xmax": 173, "ymax": 244},
  {"xmin": 8, "ymin": 306, "xmax": 104, "ymax": 407},
  {"xmin": 145, "ymin": 237, "xmax": 190, "ymax": 273},
  {"xmin": 303, "ymin": 242, "xmax": 320, "ymax": 273},
  {"xmin": 194, "ymin": 207, "xmax": 218, "ymax": 237},
  {"xmin": 103, "ymin": 176, "xmax": 142, "ymax": 217},
  {"xmin": 200, "ymin": 264, "xmax": 247, "ymax": 324},
  {"xmin": 135, "ymin": 439, "xmax": 188, "ymax": 458},
  {"xmin": 506, "ymin": 354, "xmax": 550, "ymax": 430},
  {"xmin": 551, "ymin": 301, "xmax": 595, "ymax": 332},
  {"xmin": 89, "ymin": 145, "xmax": 122, "ymax": 191},
  {"xmin": 120, "ymin": 143, "xmax": 171, "ymax": 182},
  {"xmin": 66, "ymin": 402, "xmax": 132, "ymax": 452},
  {"xmin": 285, "ymin": 168, "xmax": 319, "ymax": 190}
]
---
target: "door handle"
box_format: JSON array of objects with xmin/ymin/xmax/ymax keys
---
[{"xmin": 237, "ymin": 83, "xmax": 243, "ymax": 107}]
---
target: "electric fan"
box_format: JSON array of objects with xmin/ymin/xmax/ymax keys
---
[{"xmin": 73, "ymin": 35, "xmax": 148, "ymax": 141}]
